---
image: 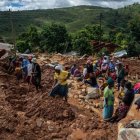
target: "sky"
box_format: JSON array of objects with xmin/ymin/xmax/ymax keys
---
[{"xmin": 0, "ymin": 0, "xmax": 140, "ymax": 11}]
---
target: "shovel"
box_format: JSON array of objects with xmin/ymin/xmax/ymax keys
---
[{"xmin": 48, "ymin": 82, "xmax": 60, "ymax": 96}]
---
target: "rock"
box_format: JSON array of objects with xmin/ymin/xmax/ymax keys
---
[
  {"xmin": 85, "ymin": 105, "xmax": 90, "ymax": 109},
  {"xmin": 81, "ymin": 89, "xmax": 86, "ymax": 94},
  {"xmin": 74, "ymin": 95, "xmax": 78, "ymax": 99},
  {"xmin": 79, "ymin": 101, "xmax": 84, "ymax": 105},
  {"xmin": 78, "ymin": 99, "xmax": 82, "ymax": 102},
  {"xmin": 125, "ymin": 120, "xmax": 140, "ymax": 128},
  {"xmin": 81, "ymin": 85, "xmax": 86, "ymax": 89},
  {"xmin": 36, "ymin": 118, "xmax": 44, "ymax": 128},
  {"xmin": 78, "ymin": 95, "xmax": 84, "ymax": 99},
  {"xmin": 86, "ymin": 87, "xmax": 97, "ymax": 94},
  {"xmin": 118, "ymin": 123, "xmax": 124, "ymax": 132},
  {"xmin": 118, "ymin": 128, "xmax": 140, "ymax": 140},
  {"xmin": 85, "ymin": 87, "xmax": 100, "ymax": 100},
  {"xmin": 95, "ymin": 103, "xmax": 99, "ymax": 108},
  {"xmin": 85, "ymin": 93, "xmax": 98, "ymax": 100},
  {"xmin": 77, "ymin": 91, "xmax": 81, "ymax": 95},
  {"xmin": 0, "ymin": 83, "xmax": 8, "ymax": 89},
  {"xmin": 63, "ymin": 110, "xmax": 69, "ymax": 117},
  {"xmin": 48, "ymin": 125, "xmax": 54, "ymax": 132},
  {"xmin": 46, "ymin": 121, "xmax": 52, "ymax": 125},
  {"xmin": 68, "ymin": 93, "xmax": 73, "ymax": 98}
]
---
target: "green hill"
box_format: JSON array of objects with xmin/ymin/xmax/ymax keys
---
[{"xmin": 0, "ymin": 3, "xmax": 140, "ymax": 42}]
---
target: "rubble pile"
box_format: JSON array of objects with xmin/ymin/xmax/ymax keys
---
[
  {"xmin": 0, "ymin": 49, "xmax": 6, "ymax": 58},
  {"xmin": 122, "ymin": 58, "xmax": 140, "ymax": 78},
  {"xmin": 26, "ymin": 97, "xmax": 75, "ymax": 122},
  {"xmin": 0, "ymin": 61, "xmax": 77, "ymax": 139},
  {"xmin": 4, "ymin": 56, "xmax": 140, "ymax": 139}
]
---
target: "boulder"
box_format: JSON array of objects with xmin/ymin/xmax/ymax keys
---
[
  {"xmin": 118, "ymin": 128, "xmax": 140, "ymax": 140},
  {"xmin": 86, "ymin": 87, "xmax": 97, "ymax": 94},
  {"xmin": 125, "ymin": 120, "xmax": 140, "ymax": 128},
  {"xmin": 74, "ymin": 95, "xmax": 78, "ymax": 99}
]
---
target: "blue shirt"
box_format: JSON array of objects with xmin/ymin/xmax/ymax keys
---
[{"xmin": 22, "ymin": 58, "xmax": 29, "ymax": 69}]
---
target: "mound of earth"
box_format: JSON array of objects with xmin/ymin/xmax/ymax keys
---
[{"xmin": 26, "ymin": 97, "xmax": 75, "ymax": 122}]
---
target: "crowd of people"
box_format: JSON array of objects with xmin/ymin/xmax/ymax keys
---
[
  {"xmin": 7, "ymin": 55, "xmax": 42, "ymax": 92},
  {"xmin": 69, "ymin": 55, "xmax": 140, "ymax": 122},
  {"xmin": 6, "ymin": 54, "xmax": 140, "ymax": 122}
]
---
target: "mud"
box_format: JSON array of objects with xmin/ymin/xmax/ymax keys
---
[{"xmin": 3, "ymin": 57, "xmax": 140, "ymax": 139}]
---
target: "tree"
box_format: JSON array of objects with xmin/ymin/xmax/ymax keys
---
[
  {"xmin": 127, "ymin": 17, "xmax": 140, "ymax": 56},
  {"xmin": 108, "ymin": 29, "xmax": 117, "ymax": 42},
  {"xmin": 40, "ymin": 23, "xmax": 69, "ymax": 53},
  {"xmin": 85, "ymin": 25, "xmax": 103, "ymax": 40},
  {"xmin": 128, "ymin": 17, "xmax": 140, "ymax": 42},
  {"xmin": 27, "ymin": 26, "xmax": 40, "ymax": 47},
  {"xmin": 16, "ymin": 40, "xmax": 30, "ymax": 53},
  {"xmin": 72, "ymin": 25, "xmax": 104, "ymax": 55},
  {"xmin": 72, "ymin": 30, "xmax": 92, "ymax": 55},
  {"xmin": 0, "ymin": 36, "xmax": 5, "ymax": 43},
  {"xmin": 16, "ymin": 25, "xmax": 40, "ymax": 52},
  {"xmin": 115, "ymin": 32, "xmax": 128, "ymax": 49}
]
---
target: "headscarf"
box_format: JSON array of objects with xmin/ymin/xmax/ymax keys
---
[
  {"xmin": 55, "ymin": 65, "xmax": 62, "ymax": 71},
  {"xmin": 31, "ymin": 58, "xmax": 37, "ymax": 63},
  {"xmin": 107, "ymin": 77, "xmax": 114, "ymax": 86}
]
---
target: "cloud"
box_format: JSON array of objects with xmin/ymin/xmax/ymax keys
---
[{"xmin": 0, "ymin": 0, "xmax": 140, "ymax": 11}]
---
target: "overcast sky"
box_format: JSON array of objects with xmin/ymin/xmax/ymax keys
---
[{"xmin": 0, "ymin": 0, "xmax": 140, "ymax": 11}]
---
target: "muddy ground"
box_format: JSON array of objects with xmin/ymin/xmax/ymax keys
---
[{"xmin": 0, "ymin": 56, "xmax": 139, "ymax": 140}]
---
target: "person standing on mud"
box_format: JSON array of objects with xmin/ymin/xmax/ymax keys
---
[
  {"xmin": 15, "ymin": 60, "xmax": 22, "ymax": 84},
  {"xmin": 49, "ymin": 66, "xmax": 70, "ymax": 101},
  {"xmin": 21, "ymin": 57, "xmax": 29, "ymax": 81},
  {"xmin": 109, "ymin": 82, "xmax": 134, "ymax": 122},
  {"xmin": 117, "ymin": 63, "xmax": 125, "ymax": 91},
  {"xmin": 26, "ymin": 56, "xmax": 33, "ymax": 85},
  {"xmin": 31, "ymin": 58, "xmax": 42, "ymax": 92},
  {"xmin": 103, "ymin": 78, "xmax": 115, "ymax": 121}
]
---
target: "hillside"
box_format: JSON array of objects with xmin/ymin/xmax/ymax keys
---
[{"xmin": 0, "ymin": 3, "xmax": 140, "ymax": 41}]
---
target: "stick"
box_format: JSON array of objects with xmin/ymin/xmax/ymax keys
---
[{"xmin": 48, "ymin": 82, "xmax": 59, "ymax": 96}]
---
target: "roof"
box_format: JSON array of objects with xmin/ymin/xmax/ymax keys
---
[{"xmin": 0, "ymin": 42, "xmax": 13, "ymax": 51}]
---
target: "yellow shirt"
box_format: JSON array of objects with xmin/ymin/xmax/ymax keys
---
[
  {"xmin": 15, "ymin": 67, "xmax": 21, "ymax": 74},
  {"xmin": 54, "ymin": 70, "xmax": 69, "ymax": 85}
]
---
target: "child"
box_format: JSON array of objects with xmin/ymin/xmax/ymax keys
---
[{"xmin": 15, "ymin": 61, "xmax": 22, "ymax": 84}]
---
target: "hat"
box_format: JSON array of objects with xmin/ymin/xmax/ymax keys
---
[
  {"xmin": 31, "ymin": 58, "xmax": 37, "ymax": 63},
  {"xmin": 55, "ymin": 65, "xmax": 62, "ymax": 71},
  {"xmin": 107, "ymin": 77, "xmax": 114, "ymax": 85}
]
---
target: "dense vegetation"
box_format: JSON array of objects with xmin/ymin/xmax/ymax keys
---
[{"xmin": 0, "ymin": 3, "xmax": 140, "ymax": 56}]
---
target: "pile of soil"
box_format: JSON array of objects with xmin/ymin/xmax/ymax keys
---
[
  {"xmin": 26, "ymin": 97, "xmax": 75, "ymax": 122},
  {"xmin": 122, "ymin": 58, "xmax": 140, "ymax": 76},
  {"xmin": 72, "ymin": 115, "xmax": 117, "ymax": 140}
]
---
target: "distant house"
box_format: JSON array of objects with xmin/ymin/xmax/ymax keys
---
[
  {"xmin": 0, "ymin": 42, "xmax": 13, "ymax": 51},
  {"xmin": 90, "ymin": 40, "xmax": 119, "ymax": 53}
]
